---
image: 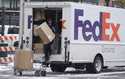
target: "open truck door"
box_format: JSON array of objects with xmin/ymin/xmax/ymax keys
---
[{"xmin": 17, "ymin": 1, "xmax": 71, "ymax": 75}]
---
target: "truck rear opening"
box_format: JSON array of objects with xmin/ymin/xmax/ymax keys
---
[{"xmin": 32, "ymin": 8, "xmax": 62, "ymax": 58}]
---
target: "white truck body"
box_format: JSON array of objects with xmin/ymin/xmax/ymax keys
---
[{"xmin": 21, "ymin": 2, "xmax": 125, "ymax": 73}]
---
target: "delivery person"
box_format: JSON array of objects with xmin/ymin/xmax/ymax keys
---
[
  {"xmin": 33, "ymin": 9, "xmax": 46, "ymax": 25},
  {"xmin": 33, "ymin": 9, "xmax": 54, "ymax": 63},
  {"xmin": 44, "ymin": 15, "xmax": 55, "ymax": 62},
  {"xmin": 33, "ymin": 9, "xmax": 50, "ymax": 61}
]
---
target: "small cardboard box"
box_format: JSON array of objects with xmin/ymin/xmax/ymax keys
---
[
  {"xmin": 33, "ymin": 43, "xmax": 44, "ymax": 54},
  {"xmin": 14, "ymin": 49, "xmax": 33, "ymax": 70},
  {"xmin": 35, "ymin": 22, "xmax": 55, "ymax": 44},
  {"xmin": 33, "ymin": 53, "xmax": 45, "ymax": 62},
  {"xmin": 33, "ymin": 36, "xmax": 43, "ymax": 43}
]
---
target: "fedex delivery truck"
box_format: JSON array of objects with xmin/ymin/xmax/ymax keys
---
[{"xmin": 20, "ymin": 2, "xmax": 125, "ymax": 73}]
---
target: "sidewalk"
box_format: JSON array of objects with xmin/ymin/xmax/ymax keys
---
[{"xmin": 0, "ymin": 63, "xmax": 14, "ymax": 71}]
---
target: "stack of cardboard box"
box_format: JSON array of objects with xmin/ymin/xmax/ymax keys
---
[
  {"xmin": 33, "ymin": 43, "xmax": 43, "ymax": 54},
  {"xmin": 14, "ymin": 49, "xmax": 33, "ymax": 70},
  {"xmin": 15, "ymin": 22, "xmax": 55, "ymax": 70}
]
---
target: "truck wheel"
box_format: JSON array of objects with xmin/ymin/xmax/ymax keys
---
[
  {"xmin": 86, "ymin": 56, "xmax": 103, "ymax": 73},
  {"xmin": 50, "ymin": 64, "xmax": 66, "ymax": 72}
]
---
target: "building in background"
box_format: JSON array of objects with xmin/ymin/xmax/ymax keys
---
[
  {"xmin": 0, "ymin": 0, "xmax": 123, "ymax": 28},
  {"xmin": 0, "ymin": 0, "xmax": 19, "ymax": 26}
]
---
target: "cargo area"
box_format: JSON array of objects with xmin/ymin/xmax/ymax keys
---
[{"xmin": 32, "ymin": 8, "xmax": 62, "ymax": 61}]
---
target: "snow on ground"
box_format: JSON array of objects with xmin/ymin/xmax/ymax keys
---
[{"xmin": 0, "ymin": 64, "xmax": 13, "ymax": 71}]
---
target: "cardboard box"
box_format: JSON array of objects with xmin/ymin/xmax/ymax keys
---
[
  {"xmin": 33, "ymin": 36, "xmax": 43, "ymax": 43},
  {"xmin": 33, "ymin": 53, "xmax": 45, "ymax": 62},
  {"xmin": 33, "ymin": 43, "xmax": 44, "ymax": 54},
  {"xmin": 35, "ymin": 22, "xmax": 55, "ymax": 44},
  {"xmin": 14, "ymin": 49, "xmax": 33, "ymax": 70}
]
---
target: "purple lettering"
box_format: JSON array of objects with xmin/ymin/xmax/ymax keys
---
[
  {"xmin": 82, "ymin": 20, "xmax": 92, "ymax": 41},
  {"xmin": 92, "ymin": 21, "xmax": 101, "ymax": 41},
  {"xmin": 74, "ymin": 9, "xmax": 83, "ymax": 40},
  {"xmin": 28, "ymin": 15, "xmax": 32, "ymax": 29}
]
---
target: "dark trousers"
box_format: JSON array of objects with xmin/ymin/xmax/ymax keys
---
[{"xmin": 44, "ymin": 41, "xmax": 53, "ymax": 62}]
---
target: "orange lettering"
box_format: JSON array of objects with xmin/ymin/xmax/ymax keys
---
[
  {"xmin": 101, "ymin": 12, "xmax": 110, "ymax": 41},
  {"xmin": 111, "ymin": 23, "xmax": 120, "ymax": 41}
]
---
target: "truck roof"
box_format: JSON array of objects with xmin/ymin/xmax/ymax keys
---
[
  {"xmin": 24, "ymin": 2, "xmax": 73, "ymax": 8},
  {"xmin": 24, "ymin": 1, "xmax": 125, "ymax": 11}
]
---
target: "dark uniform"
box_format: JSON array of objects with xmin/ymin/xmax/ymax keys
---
[{"xmin": 33, "ymin": 19, "xmax": 54, "ymax": 63}]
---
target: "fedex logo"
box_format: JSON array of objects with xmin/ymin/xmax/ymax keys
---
[
  {"xmin": 74, "ymin": 9, "xmax": 120, "ymax": 41},
  {"xmin": 28, "ymin": 15, "xmax": 32, "ymax": 29}
]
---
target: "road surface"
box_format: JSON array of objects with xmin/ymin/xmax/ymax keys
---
[{"xmin": 0, "ymin": 64, "xmax": 125, "ymax": 79}]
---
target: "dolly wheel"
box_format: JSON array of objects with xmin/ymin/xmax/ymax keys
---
[
  {"xmin": 35, "ymin": 70, "xmax": 46, "ymax": 76},
  {"xmin": 14, "ymin": 69, "xmax": 22, "ymax": 76},
  {"xmin": 14, "ymin": 69, "xmax": 17, "ymax": 75},
  {"xmin": 19, "ymin": 71, "xmax": 22, "ymax": 76},
  {"xmin": 35, "ymin": 70, "xmax": 40, "ymax": 76},
  {"xmin": 40, "ymin": 71, "xmax": 46, "ymax": 76}
]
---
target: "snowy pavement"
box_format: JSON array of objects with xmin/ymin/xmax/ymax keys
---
[{"xmin": 0, "ymin": 63, "xmax": 125, "ymax": 79}]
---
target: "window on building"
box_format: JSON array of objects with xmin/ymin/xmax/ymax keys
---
[
  {"xmin": 0, "ymin": 0, "xmax": 19, "ymax": 10},
  {"xmin": 8, "ymin": 27, "xmax": 19, "ymax": 34},
  {"xmin": 0, "ymin": 27, "xmax": 2, "ymax": 34},
  {"xmin": 0, "ymin": 12, "xmax": 19, "ymax": 26}
]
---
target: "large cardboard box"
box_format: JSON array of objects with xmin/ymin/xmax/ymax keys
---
[
  {"xmin": 35, "ymin": 22, "xmax": 55, "ymax": 44},
  {"xmin": 14, "ymin": 49, "xmax": 33, "ymax": 70},
  {"xmin": 33, "ymin": 43, "xmax": 44, "ymax": 54}
]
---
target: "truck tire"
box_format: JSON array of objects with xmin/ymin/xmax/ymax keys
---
[
  {"xmin": 86, "ymin": 56, "xmax": 103, "ymax": 73},
  {"xmin": 50, "ymin": 64, "xmax": 66, "ymax": 72}
]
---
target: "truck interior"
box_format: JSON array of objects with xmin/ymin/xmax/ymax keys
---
[{"xmin": 32, "ymin": 8, "xmax": 62, "ymax": 56}]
